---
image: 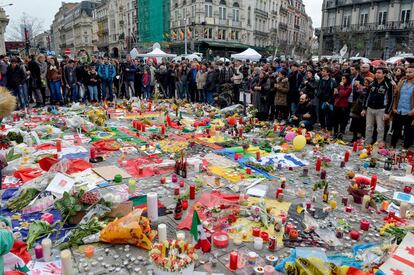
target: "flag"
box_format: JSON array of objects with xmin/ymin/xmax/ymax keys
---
[
  {"xmin": 179, "ymin": 31, "xmax": 184, "ymax": 40},
  {"xmin": 187, "ymin": 30, "xmax": 191, "ymax": 39},
  {"xmin": 190, "ymin": 210, "xmax": 211, "ymax": 253}
]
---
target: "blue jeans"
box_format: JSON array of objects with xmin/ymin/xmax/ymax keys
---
[
  {"xmin": 180, "ymin": 81, "xmax": 188, "ymax": 99},
  {"xmin": 290, "ymin": 103, "xmax": 298, "ymax": 116},
  {"xmin": 102, "ymin": 79, "xmax": 113, "ymax": 101},
  {"xmin": 88, "ymin": 85, "xmax": 98, "ymax": 102},
  {"xmin": 206, "ymin": 89, "xmax": 214, "ymax": 105},
  {"xmin": 69, "ymin": 83, "xmax": 79, "ymax": 102},
  {"xmin": 49, "ymin": 80, "xmax": 62, "ymax": 102},
  {"xmin": 13, "ymin": 84, "xmax": 28, "ymax": 109},
  {"xmin": 142, "ymin": 85, "xmax": 151, "ymax": 99}
]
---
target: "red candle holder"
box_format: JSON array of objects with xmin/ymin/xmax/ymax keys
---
[
  {"xmin": 172, "ymin": 174, "xmax": 178, "ymax": 183},
  {"xmin": 260, "ymin": 231, "xmax": 269, "ymax": 242},
  {"xmin": 189, "ymin": 184, "xmax": 196, "ymax": 200},
  {"xmin": 256, "ymin": 151, "xmax": 261, "ymax": 161},
  {"xmin": 344, "ymin": 150, "xmax": 350, "ymax": 162},
  {"xmin": 160, "ymin": 177, "xmax": 166, "ymax": 184},
  {"xmin": 179, "ymin": 181, "xmax": 185, "ymax": 188},
  {"xmin": 182, "ymin": 200, "xmax": 188, "ymax": 210},
  {"xmin": 229, "ymin": 250, "xmax": 238, "ymax": 270},
  {"xmin": 252, "ymin": 227, "xmax": 261, "ymax": 237},
  {"xmin": 350, "ymin": 230, "xmax": 360, "ymax": 240},
  {"xmin": 246, "ymin": 167, "xmax": 252, "ymax": 174},
  {"xmin": 276, "ymin": 188, "xmax": 283, "ymax": 199},
  {"xmin": 404, "ymin": 185, "xmax": 412, "ymax": 194},
  {"xmin": 213, "ymin": 232, "xmax": 229, "ymax": 248},
  {"xmin": 174, "ymin": 187, "xmax": 180, "ymax": 196},
  {"xmin": 345, "ymin": 206, "xmax": 353, "ymax": 213}
]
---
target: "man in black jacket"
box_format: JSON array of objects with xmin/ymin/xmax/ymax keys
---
[
  {"xmin": 290, "ymin": 94, "xmax": 316, "ymax": 130},
  {"xmin": 205, "ymin": 65, "xmax": 218, "ymax": 105},
  {"xmin": 6, "ymin": 58, "xmax": 28, "ymax": 110},
  {"xmin": 27, "ymin": 55, "xmax": 43, "ymax": 107},
  {"xmin": 316, "ymin": 66, "xmax": 337, "ymax": 133},
  {"xmin": 362, "ymin": 67, "xmax": 393, "ymax": 145}
]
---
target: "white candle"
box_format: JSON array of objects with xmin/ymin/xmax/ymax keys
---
[
  {"xmin": 41, "ymin": 238, "xmax": 52, "ymax": 262},
  {"xmin": 361, "ymin": 195, "xmax": 370, "ymax": 212},
  {"xmin": 60, "ymin": 249, "xmax": 73, "ymax": 275},
  {"xmin": 176, "ymin": 231, "xmax": 185, "ymax": 241},
  {"xmin": 400, "ymin": 202, "xmax": 409, "ymax": 219},
  {"xmin": 158, "ymin": 224, "xmax": 167, "ymax": 242},
  {"xmin": 147, "ymin": 192, "xmax": 158, "ymax": 222},
  {"xmin": 253, "ymin": 237, "xmax": 263, "ymax": 250}
]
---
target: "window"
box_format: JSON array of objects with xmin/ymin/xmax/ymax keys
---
[
  {"xmin": 248, "ymin": 6, "xmax": 251, "ymax": 25},
  {"xmin": 219, "ymin": 6, "xmax": 227, "ymax": 20},
  {"xmin": 342, "ymin": 15, "xmax": 350, "ymax": 28},
  {"xmin": 204, "ymin": 28, "xmax": 212, "ymax": 39},
  {"xmin": 233, "ymin": 9, "xmax": 239, "ymax": 22},
  {"xmin": 175, "ymin": 10, "xmax": 180, "ymax": 20},
  {"xmin": 378, "ymin": 11, "xmax": 387, "ymax": 25},
  {"xmin": 359, "ymin": 13, "xmax": 368, "ymax": 25},
  {"xmin": 401, "ymin": 10, "xmax": 411, "ymax": 23},
  {"xmin": 191, "ymin": 5, "xmax": 195, "ymax": 17},
  {"xmin": 205, "ymin": 4, "xmax": 212, "ymax": 17},
  {"xmin": 183, "ymin": 7, "xmax": 187, "ymax": 18},
  {"xmin": 218, "ymin": 29, "xmax": 226, "ymax": 40}
]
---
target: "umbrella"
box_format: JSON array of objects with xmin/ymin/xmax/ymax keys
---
[
  {"xmin": 371, "ymin": 60, "xmax": 385, "ymax": 68},
  {"xmin": 350, "ymin": 57, "xmax": 371, "ymax": 64}
]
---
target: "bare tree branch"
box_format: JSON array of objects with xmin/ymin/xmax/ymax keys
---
[{"xmin": 5, "ymin": 12, "xmax": 45, "ymax": 43}]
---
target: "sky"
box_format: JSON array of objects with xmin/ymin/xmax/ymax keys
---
[{"xmin": 3, "ymin": 0, "xmax": 322, "ymax": 39}]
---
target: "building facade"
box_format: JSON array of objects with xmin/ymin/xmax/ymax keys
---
[
  {"xmin": 169, "ymin": 0, "xmax": 313, "ymax": 58},
  {"xmin": 33, "ymin": 31, "xmax": 51, "ymax": 52},
  {"xmin": 319, "ymin": 0, "xmax": 414, "ymax": 59},
  {"xmin": 137, "ymin": 0, "xmax": 171, "ymax": 48},
  {"xmin": 0, "ymin": 7, "xmax": 9, "ymax": 55},
  {"xmin": 51, "ymin": 1, "xmax": 98, "ymax": 55}
]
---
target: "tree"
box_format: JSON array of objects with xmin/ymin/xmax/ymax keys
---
[{"xmin": 5, "ymin": 13, "xmax": 45, "ymax": 45}]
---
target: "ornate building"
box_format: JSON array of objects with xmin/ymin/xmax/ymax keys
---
[{"xmin": 319, "ymin": 0, "xmax": 414, "ymax": 59}]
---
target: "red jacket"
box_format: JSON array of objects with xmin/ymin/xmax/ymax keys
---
[{"xmin": 334, "ymin": 84, "xmax": 352, "ymax": 108}]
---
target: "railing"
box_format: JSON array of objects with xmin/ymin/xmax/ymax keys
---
[
  {"xmin": 321, "ymin": 21, "xmax": 414, "ymax": 33},
  {"xmin": 279, "ymin": 6, "xmax": 288, "ymax": 15},
  {"xmin": 254, "ymin": 8, "xmax": 268, "ymax": 18},
  {"xmin": 254, "ymin": 30, "xmax": 268, "ymax": 37},
  {"xmin": 279, "ymin": 22, "xmax": 288, "ymax": 30}
]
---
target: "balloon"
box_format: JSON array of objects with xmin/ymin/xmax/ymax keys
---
[
  {"xmin": 285, "ymin": 132, "xmax": 296, "ymax": 142},
  {"xmin": 293, "ymin": 135, "xmax": 306, "ymax": 151}
]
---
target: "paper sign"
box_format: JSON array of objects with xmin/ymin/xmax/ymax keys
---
[
  {"xmin": 71, "ymin": 168, "xmax": 106, "ymax": 191},
  {"xmin": 46, "ymin": 172, "xmax": 75, "ymax": 197},
  {"xmin": 28, "ymin": 260, "xmax": 62, "ymax": 275},
  {"xmin": 393, "ymin": 192, "xmax": 414, "ymax": 205},
  {"xmin": 380, "ymin": 232, "xmax": 414, "ymax": 274},
  {"xmin": 246, "ymin": 184, "xmax": 268, "ymax": 197},
  {"xmin": 375, "ymin": 185, "xmax": 390, "ymax": 193},
  {"xmin": 93, "ymin": 165, "xmax": 131, "ymax": 181}
]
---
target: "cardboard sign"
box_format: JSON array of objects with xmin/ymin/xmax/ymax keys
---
[
  {"xmin": 92, "ymin": 165, "xmax": 131, "ymax": 181},
  {"xmin": 46, "ymin": 173, "xmax": 75, "ymax": 197}
]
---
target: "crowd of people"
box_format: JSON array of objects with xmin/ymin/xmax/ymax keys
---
[{"xmin": 1, "ymin": 51, "xmax": 413, "ymax": 149}]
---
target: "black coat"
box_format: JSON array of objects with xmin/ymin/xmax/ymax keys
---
[
  {"xmin": 6, "ymin": 65, "xmax": 25, "ymax": 90},
  {"xmin": 205, "ymin": 70, "xmax": 218, "ymax": 91}
]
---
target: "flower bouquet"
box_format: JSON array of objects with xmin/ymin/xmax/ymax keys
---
[{"xmin": 149, "ymin": 240, "xmax": 198, "ymax": 275}]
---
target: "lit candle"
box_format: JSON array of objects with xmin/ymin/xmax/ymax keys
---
[
  {"xmin": 84, "ymin": 245, "xmax": 94, "ymax": 258},
  {"xmin": 254, "ymin": 237, "xmax": 263, "ymax": 250},
  {"xmin": 34, "ymin": 245, "xmax": 43, "ymax": 259},
  {"xmin": 316, "ymin": 158, "xmax": 321, "ymax": 172},
  {"xmin": 176, "ymin": 231, "xmax": 185, "ymax": 241},
  {"xmin": 344, "ymin": 150, "xmax": 350, "ymax": 162},
  {"xmin": 41, "ymin": 238, "xmax": 52, "ymax": 262},
  {"xmin": 400, "ymin": 202, "xmax": 409, "ymax": 219},
  {"xmin": 147, "ymin": 192, "xmax": 158, "ymax": 222},
  {"xmin": 264, "ymin": 265, "xmax": 275, "ymax": 275},
  {"xmin": 158, "ymin": 224, "xmax": 167, "ymax": 242},
  {"xmin": 229, "ymin": 250, "xmax": 238, "ymax": 270},
  {"xmin": 273, "ymin": 124, "xmax": 277, "ymax": 132},
  {"xmin": 189, "ymin": 184, "xmax": 196, "ymax": 200},
  {"xmin": 382, "ymin": 200, "xmax": 390, "ymax": 211},
  {"xmin": 56, "ymin": 139, "xmax": 62, "ymax": 152},
  {"xmin": 60, "ymin": 249, "xmax": 73, "ymax": 275}
]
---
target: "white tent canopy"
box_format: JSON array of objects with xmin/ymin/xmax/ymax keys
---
[
  {"xmin": 231, "ymin": 48, "xmax": 262, "ymax": 61},
  {"xmin": 137, "ymin": 48, "xmax": 177, "ymax": 58}
]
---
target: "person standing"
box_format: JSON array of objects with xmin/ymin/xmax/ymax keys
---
[
  {"xmin": 287, "ymin": 63, "xmax": 302, "ymax": 115},
  {"xmin": 204, "ymin": 65, "xmax": 218, "ymax": 105},
  {"xmin": 36, "ymin": 54, "xmax": 48, "ymax": 105},
  {"xmin": 6, "ymin": 58, "xmax": 27, "ymax": 110},
  {"xmin": 46, "ymin": 57, "xmax": 63, "ymax": 105},
  {"xmin": 166, "ymin": 64, "xmax": 176, "ymax": 99},
  {"xmin": 123, "ymin": 55, "xmax": 137, "ymax": 99},
  {"xmin": 274, "ymin": 70, "xmax": 290, "ymax": 121},
  {"xmin": 391, "ymin": 65, "xmax": 414, "ymax": 148},
  {"xmin": 188, "ymin": 63, "xmax": 198, "ymax": 102},
  {"xmin": 63, "ymin": 60, "xmax": 78, "ymax": 103},
  {"xmin": 196, "ymin": 64, "xmax": 207, "ymax": 103},
  {"xmin": 87, "ymin": 66, "xmax": 100, "ymax": 103},
  {"xmin": 142, "ymin": 67, "xmax": 152, "ymax": 99},
  {"xmin": 333, "ymin": 74, "xmax": 352, "ymax": 139},
  {"xmin": 317, "ymin": 67, "xmax": 337, "ymax": 133},
  {"xmin": 98, "ymin": 57, "xmax": 116, "ymax": 101},
  {"xmin": 232, "ymin": 60, "xmax": 243, "ymax": 104},
  {"xmin": 350, "ymin": 77, "xmax": 372, "ymax": 142},
  {"xmin": 0, "ymin": 55, "xmax": 8, "ymax": 87},
  {"xmin": 362, "ymin": 67, "xmax": 394, "ymax": 146},
  {"xmin": 27, "ymin": 55, "xmax": 43, "ymax": 107}
]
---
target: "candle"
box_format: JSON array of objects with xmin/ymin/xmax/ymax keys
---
[
  {"xmin": 273, "ymin": 124, "xmax": 277, "ymax": 131},
  {"xmin": 256, "ymin": 151, "xmax": 261, "ymax": 161},
  {"xmin": 320, "ymin": 170, "xmax": 327, "ymax": 180},
  {"xmin": 174, "ymin": 187, "xmax": 180, "ymax": 196},
  {"xmin": 344, "ymin": 150, "xmax": 350, "ymax": 162},
  {"xmin": 56, "ymin": 139, "xmax": 62, "ymax": 152},
  {"xmin": 142, "ymin": 124, "xmax": 146, "ymax": 132},
  {"xmin": 158, "ymin": 224, "xmax": 167, "ymax": 242},
  {"xmin": 41, "ymin": 238, "xmax": 52, "ymax": 262},
  {"xmin": 34, "ymin": 245, "xmax": 43, "ymax": 259},
  {"xmin": 306, "ymin": 201, "xmax": 312, "ymax": 209},
  {"xmin": 254, "ymin": 237, "xmax": 263, "ymax": 250},
  {"xmin": 147, "ymin": 192, "xmax": 158, "ymax": 222},
  {"xmin": 350, "ymin": 230, "xmax": 360, "ymax": 240},
  {"xmin": 275, "ymin": 188, "xmax": 283, "ymax": 199},
  {"xmin": 229, "ymin": 251, "xmax": 238, "ymax": 270},
  {"xmin": 128, "ymin": 179, "xmax": 137, "ymax": 193},
  {"xmin": 360, "ymin": 219, "xmax": 370, "ymax": 231},
  {"xmin": 352, "ymin": 141, "xmax": 357, "ymax": 152},
  {"xmin": 340, "ymin": 161, "xmax": 346, "ymax": 168},
  {"xmin": 362, "ymin": 195, "xmax": 370, "ymax": 212},
  {"xmin": 260, "ymin": 231, "xmax": 269, "ymax": 242},
  {"xmin": 176, "ymin": 231, "xmax": 185, "ymax": 241},
  {"xmin": 382, "ymin": 200, "xmax": 390, "ymax": 211},
  {"xmin": 179, "ymin": 181, "xmax": 185, "ymax": 188},
  {"xmin": 252, "ymin": 227, "xmax": 261, "ymax": 237},
  {"xmin": 370, "ymin": 174, "xmax": 377, "ymax": 193},
  {"xmin": 172, "ymin": 174, "xmax": 178, "ymax": 183},
  {"xmin": 189, "ymin": 184, "xmax": 196, "ymax": 200},
  {"xmin": 90, "ymin": 147, "xmax": 96, "ymax": 159},
  {"xmin": 400, "ymin": 202, "xmax": 409, "ymax": 219},
  {"xmin": 345, "ymin": 206, "xmax": 353, "ymax": 213},
  {"xmin": 84, "ymin": 245, "xmax": 94, "ymax": 258},
  {"xmin": 264, "ymin": 265, "xmax": 275, "ymax": 275},
  {"xmin": 160, "ymin": 177, "xmax": 166, "ymax": 184},
  {"xmin": 246, "ymin": 167, "xmax": 252, "ymax": 174},
  {"xmin": 182, "ymin": 199, "xmax": 188, "ymax": 210},
  {"xmin": 234, "ymin": 153, "xmax": 239, "ymax": 161},
  {"xmin": 41, "ymin": 213, "xmax": 54, "ymax": 224},
  {"xmin": 239, "ymin": 128, "xmax": 243, "ymax": 138},
  {"xmin": 60, "ymin": 249, "xmax": 73, "ymax": 275},
  {"xmin": 329, "ymin": 200, "xmax": 337, "ymax": 210},
  {"xmin": 161, "ymin": 125, "xmax": 165, "ymax": 135},
  {"xmin": 233, "ymin": 234, "xmax": 243, "ymax": 245},
  {"xmin": 404, "ymin": 185, "xmax": 412, "ymax": 194},
  {"xmin": 316, "ymin": 158, "xmax": 321, "ymax": 172},
  {"xmin": 342, "ymin": 197, "xmax": 348, "ymax": 206}
]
